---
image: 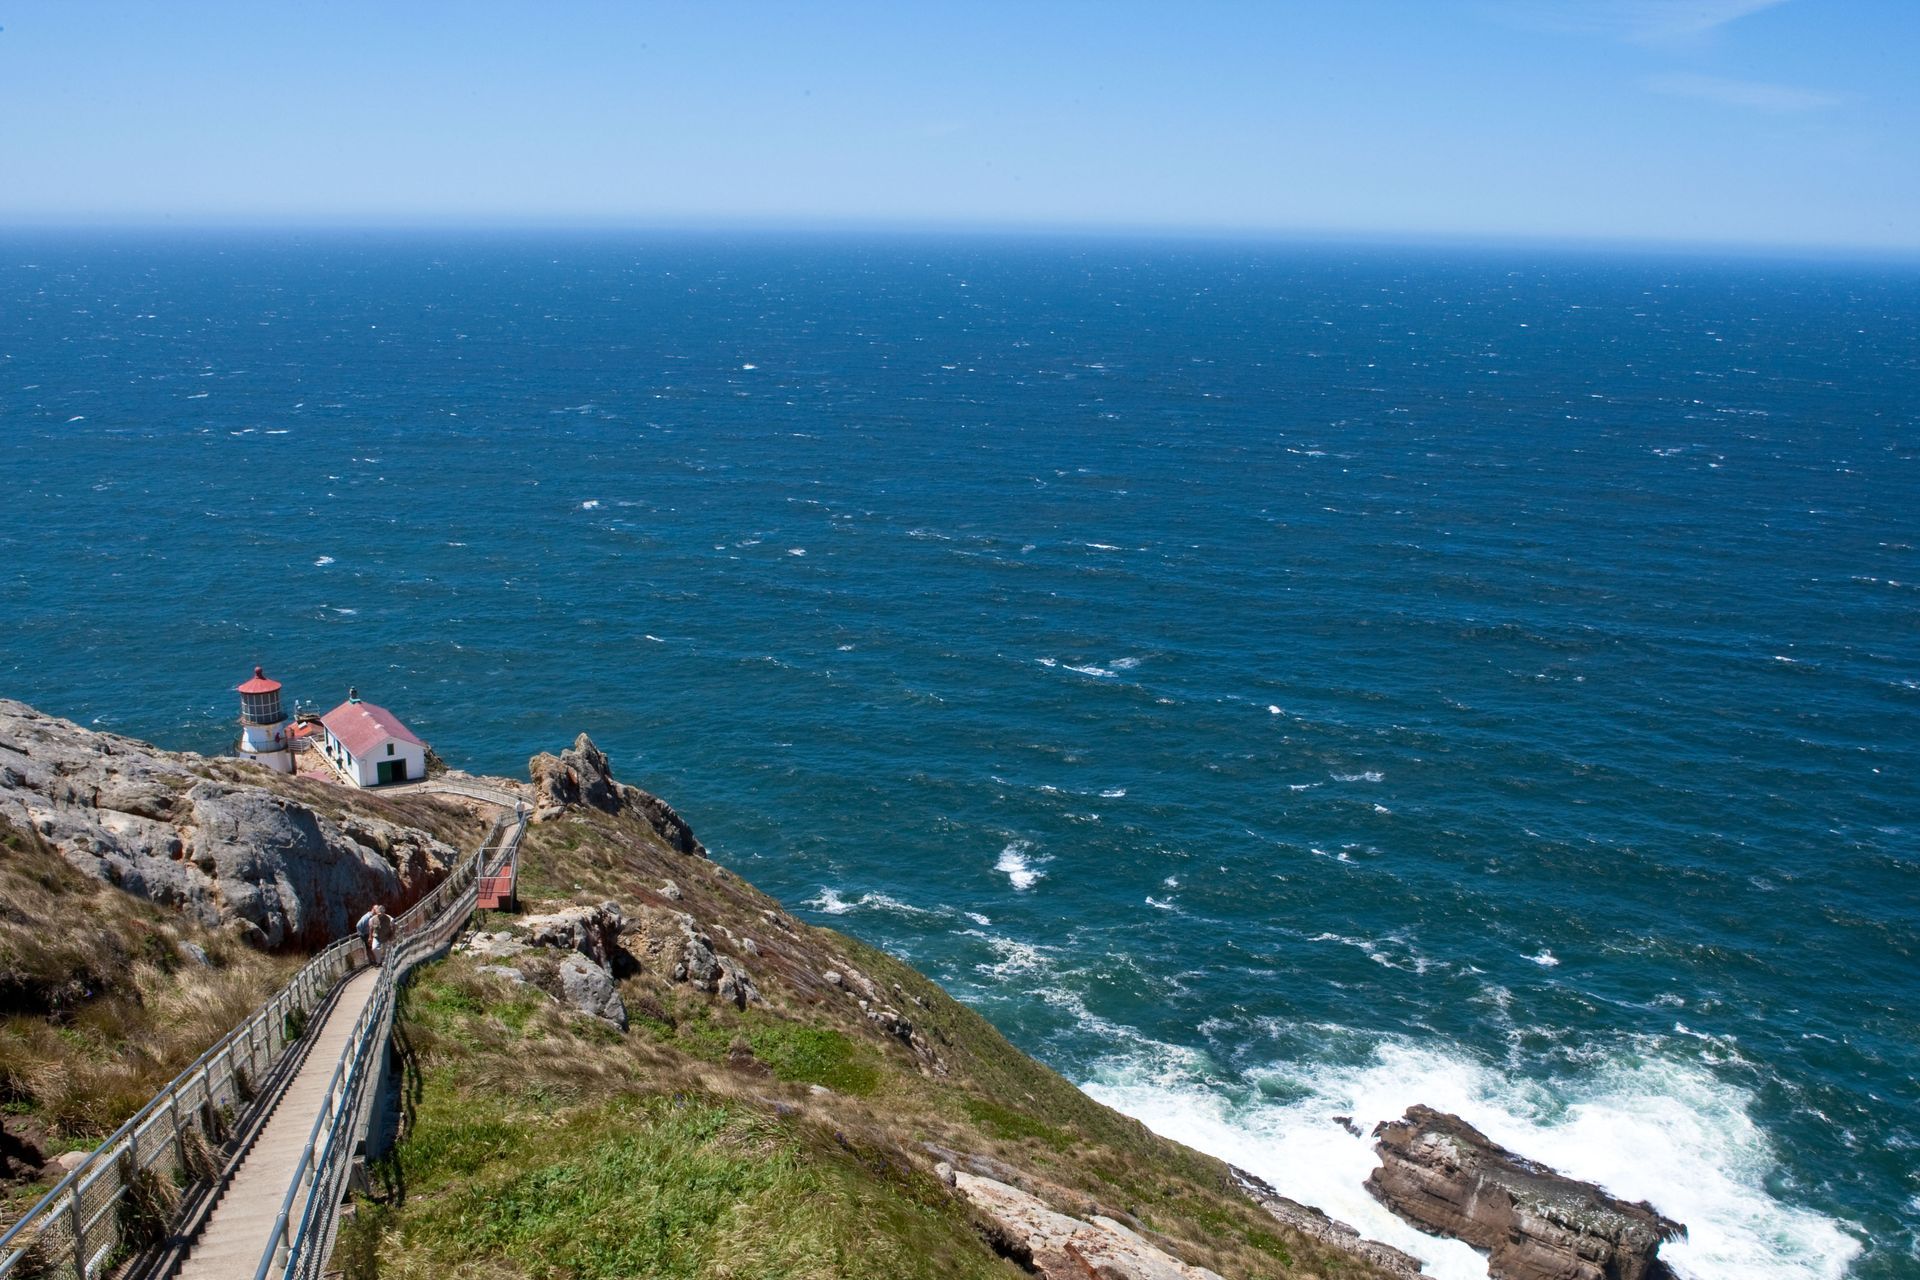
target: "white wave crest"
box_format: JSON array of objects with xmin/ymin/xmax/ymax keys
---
[
  {"xmin": 1332, "ymin": 770, "xmax": 1385, "ymax": 783},
  {"xmin": 996, "ymin": 840, "xmax": 1045, "ymax": 890},
  {"xmin": 806, "ymin": 887, "xmax": 854, "ymax": 915},
  {"xmin": 1082, "ymin": 1038, "xmax": 1861, "ymax": 1280}
]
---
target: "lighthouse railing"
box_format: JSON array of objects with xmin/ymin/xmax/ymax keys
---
[{"xmin": 0, "ymin": 810, "xmax": 514, "ymax": 1280}]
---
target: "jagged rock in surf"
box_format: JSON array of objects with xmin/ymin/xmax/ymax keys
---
[{"xmin": 1366, "ymin": 1104, "xmax": 1685, "ymax": 1280}]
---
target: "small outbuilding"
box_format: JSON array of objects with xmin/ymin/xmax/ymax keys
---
[{"xmin": 318, "ymin": 688, "xmax": 427, "ymax": 787}]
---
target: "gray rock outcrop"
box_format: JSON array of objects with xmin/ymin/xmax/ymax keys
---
[
  {"xmin": 954, "ymin": 1171, "xmax": 1226, "ymax": 1280},
  {"xmin": 457, "ymin": 904, "xmax": 630, "ymax": 1029},
  {"xmin": 555, "ymin": 954, "xmax": 627, "ymax": 1028},
  {"xmin": 1230, "ymin": 1165, "xmax": 1423, "ymax": 1279},
  {"xmin": 625, "ymin": 905, "xmax": 759, "ymax": 1008},
  {"xmin": 0, "ymin": 700, "xmax": 457, "ymax": 948},
  {"xmin": 526, "ymin": 733, "xmax": 706, "ymax": 855},
  {"xmin": 1366, "ymin": 1105, "xmax": 1684, "ymax": 1280}
]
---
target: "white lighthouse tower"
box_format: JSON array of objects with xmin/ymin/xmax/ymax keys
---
[{"xmin": 235, "ymin": 666, "xmax": 294, "ymax": 773}]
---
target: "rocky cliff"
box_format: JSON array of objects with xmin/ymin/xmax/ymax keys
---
[{"xmin": 0, "ymin": 700, "xmax": 469, "ymax": 948}]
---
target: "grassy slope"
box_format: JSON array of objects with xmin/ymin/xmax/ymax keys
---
[
  {"xmin": 360, "ymin": 803, "xmax": 1394, "ymax": 1280},
  {"xmin": 0, "ymin": 766, "xmax": 485, "ymax": 1210}
]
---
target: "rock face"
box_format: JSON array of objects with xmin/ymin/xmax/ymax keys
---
[
  {"xmin": 526, "ymin": 733, "xmax": 707, "ymax": 856},
  {"xmin": 0, "ymin": 700, "xmax": 457, "ymax": 948},
  {"xmin": 1231, "ymin": 1166, "xmax": 1424, "ymax": 1280},
  {"xmin": 458, "ymin": 905, "xmax": 631, "ymax": 1029},
  {"xmin": 954, "ymin": 1171, "xmax": 1226, "ymax": 1280},
  {"xmin": 624, "ymin": 904, "xmax": 759, "ymax": 1009},
  {"xmin": 1366, "ymin": 1105, "xmax": 1685, "ymax": 1280}
]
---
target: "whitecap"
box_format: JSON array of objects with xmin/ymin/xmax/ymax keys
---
[
  {"xmin": 313, "ymin": 556, "xmax": 335, "ymax": 567},
  {"xmin": 1063, "ymin": 663, "xmax": 1115, "ymax": 678},
  {"xmin": 1268, "ymin": 705, "xmax": 1283, "ymax": 714},
  {"xmin": 995, "ymin": 840, "xmax": 1044, "ymax": 890},
  {"xmin": 787, "ymin": 548, "xmax": 807, "ymax": 556},
  {"xmin": 644, "ymin": 635, "xmax": 664, "ymax": 643},
  {"xmin": 1332, "ymin": 771, "xmax": 1385, "ymax": 783},
  {"xmin": 1529, "ymin": 949, "xmax": 1561, "ymax": 967},
  {"xmin": 1036, "ymin": 657, "xmax": 1058, "ymax": 668},
  {"xmin": 1100, "ymin": 788, "xmax": 1126, "ymax": 798},
  {"xmin": 806, "ymin": 888, "xmax": 854, "ymax": 915},
  {"xmin": 963, "ymin": 911, "xmax": 991, "ymax": 926},
  {"xmin": 1109, "ymin": 656, "xmax": 1141, "ymax": 670},
  {"xmin": 579, "ymin": 500, "xmax": 601, "ymax": 510},
  {"xmin": 740, "ymin": 362, "xmax": 757, "ymax": 370},
  {"xmin": 1145, "ymin": 896, "xmax": 1178, "ymax": 912}
]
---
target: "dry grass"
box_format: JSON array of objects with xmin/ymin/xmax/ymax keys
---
[{"xmin": 0, "ymin": 815, "xmax": 297, "ymax": 1181}]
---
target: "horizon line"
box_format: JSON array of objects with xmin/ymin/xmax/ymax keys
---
[{"xmin": 2, "ymin": 214, "xmax": 1917, "ymax": 265}]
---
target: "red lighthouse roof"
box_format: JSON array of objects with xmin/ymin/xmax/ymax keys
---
[{"xmin": 237, "ymin": 666, "xmax": 282, "ymax": 694}]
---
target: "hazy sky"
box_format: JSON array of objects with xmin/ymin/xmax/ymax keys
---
[{"xmin": 3, "ymin": 1, "xmax": 1915, "ymax": 251}]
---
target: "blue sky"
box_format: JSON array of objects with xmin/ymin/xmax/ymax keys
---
[{"xmin": 1, "ymin": 1, "xmax": 1914, "ymax": 251}]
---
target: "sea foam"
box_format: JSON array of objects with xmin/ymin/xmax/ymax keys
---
[
  {"xmin": 995, "ymin": 840, "xmax": 1044, "ymax": 890},
  {"xmin": 1083, "ymin": 1038, "xmax": 1862, "ymax": 1280}
]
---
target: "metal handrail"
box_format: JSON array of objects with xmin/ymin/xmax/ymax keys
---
[
  {"xmin": 0, "ymin": 804, "xmax": 523, "ymax": 1280},
  {"xmin": 261, "ymin": 806, "xmax": 526, "ymax": 1280}
]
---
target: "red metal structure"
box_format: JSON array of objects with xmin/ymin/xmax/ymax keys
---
[{"xmin": 476, "ymin": 805, "xmax": 524, "ymax": 910}]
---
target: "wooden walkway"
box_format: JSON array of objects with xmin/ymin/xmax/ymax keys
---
[{"xmin": 174, "ymin": 969, "xmax": 380, "ymax": 1280}]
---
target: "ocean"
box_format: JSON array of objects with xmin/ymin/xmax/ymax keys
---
[{"xmin": 2, "ymin": 231, "xmax": 1914, "ymax": 1278}]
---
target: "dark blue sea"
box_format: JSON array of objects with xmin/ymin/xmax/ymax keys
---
[{"xmin": 3, "ymin": 232, "xmax": 1915, "ymax": 1278}]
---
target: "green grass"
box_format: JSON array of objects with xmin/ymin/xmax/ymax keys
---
[
  {"xmin": 960, "ymin": 1096, "xmax": 1073, "ymax": 1152},
  {"xmin": 668, "ymin": 1007, "xmax": 883, "ymax": 1097},
  {"xmin": 380, "ymin": 1085, "xmax": 1016, "ymax": 1280}
]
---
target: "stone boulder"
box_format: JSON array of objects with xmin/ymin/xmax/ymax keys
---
[
  {"xmin": 458, "ymin": 904, "xmax": 630, "ymax": 1029},
  {"xmin": 554, "ymin": 954, "xmax": 628, "ymax": 1029},
  {"xmin": 1366, "ymin": 1105, "xmax": 1684, "ymax": 1280},
  {"xmin": 524, "ymin": 733, "xmax": 706, "ymax": 856},
  {"xmin": 625, "ymin": 905, "xmax": 759, "ymax": 1008},
  {"xmin": 0, "ymin": 700, "xmax": 457, "ymax": 949},
  {"xmin": 954, "ymin": 1171, "xmax": 1225, "ymax": 1280},
  {"xmin": 520, "ymin": 901, "xmax": 625, "ymax": 969}
]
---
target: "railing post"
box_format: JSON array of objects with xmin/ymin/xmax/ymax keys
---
[{"xmin": 67, "ymin": 1188, "xmax": 84, "ymax": 1279}]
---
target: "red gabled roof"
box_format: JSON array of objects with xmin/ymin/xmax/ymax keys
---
[
  {"xmin": 320, "ymin": 699, "xmax": 425, "ymax": 758},
  {"xmin": 237, "ymin": 666, "xmax": 282, "ymax": 695}
]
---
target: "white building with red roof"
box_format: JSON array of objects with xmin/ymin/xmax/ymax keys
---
[{"xmin": 318, "ymin": 688, "xmax": 427, "ymax": 787}]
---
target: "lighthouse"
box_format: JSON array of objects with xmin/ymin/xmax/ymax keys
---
[{"xmin": 235, "ymin": 665, "xmax": 294, "ymax": 773}]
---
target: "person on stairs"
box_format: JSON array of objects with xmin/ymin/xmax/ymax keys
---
[{"xmin": 357, "ymin": 903, "xmax": 396, "ymax": 967}]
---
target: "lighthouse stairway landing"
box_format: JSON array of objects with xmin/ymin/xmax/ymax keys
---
[{"xmin": 0, "ymin": 801, "xmax": 527, "ymax": 1280}]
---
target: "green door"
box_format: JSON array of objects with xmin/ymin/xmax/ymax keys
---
[{"xmin": 376, "ymin": 759, "xmax": 407, "ymax": 785}]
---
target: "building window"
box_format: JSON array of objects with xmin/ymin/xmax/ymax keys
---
[{"xmin": 387, "ymin": 743, "xmax": 395, "ymax": 756}]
